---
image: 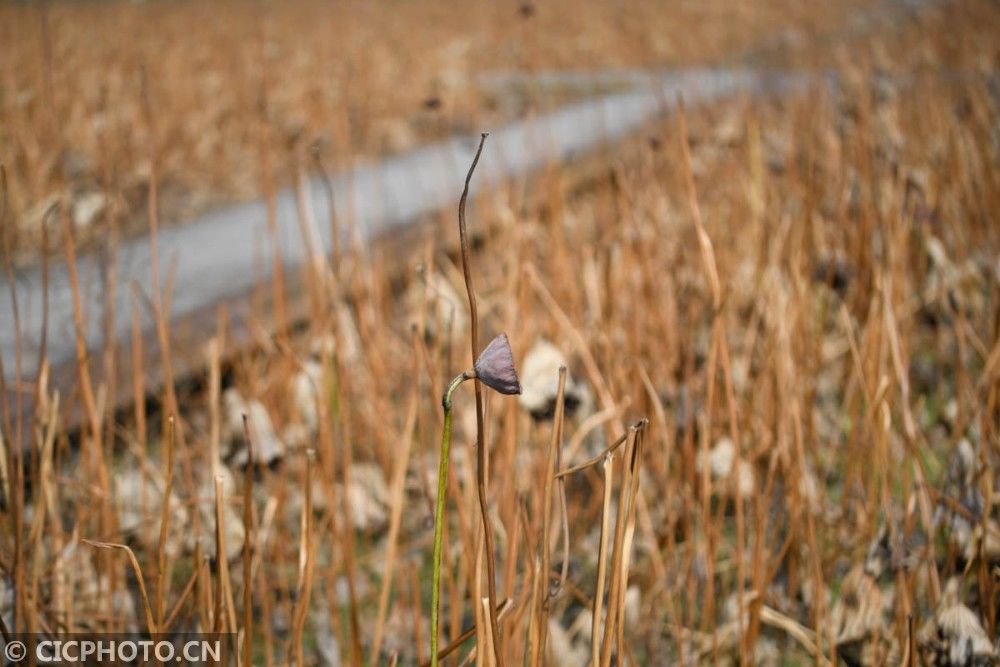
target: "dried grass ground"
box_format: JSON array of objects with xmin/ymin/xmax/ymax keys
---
[
  {"xmin": 0, "ymin": 0, "xmax": 871, "ymax": 263},
  {"xmin": 3, "ymin": 0, "xmax": 1000, "ymax": 666}
]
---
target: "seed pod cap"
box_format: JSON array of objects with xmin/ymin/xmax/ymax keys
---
[{"xmin": 474, "ymin": 333, "xmax": 522, "ymax": 395}]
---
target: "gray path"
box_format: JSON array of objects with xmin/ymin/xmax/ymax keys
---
[{"xmin": 0, "ymin": 68, "xmax": 809, "ymax": 389}]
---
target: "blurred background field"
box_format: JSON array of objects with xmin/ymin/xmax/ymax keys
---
[
  {"xmin": 0, "ymin": 0, "xmax": 871, "ymax": 263},
  {"xmin": 2, "ymin": 1, "xmax": 1000, "ymax": 666}
]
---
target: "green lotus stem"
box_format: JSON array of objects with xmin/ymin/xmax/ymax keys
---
[{"xmin": 431, "ymin": 370, "xmax": 472, "ymax": 667}]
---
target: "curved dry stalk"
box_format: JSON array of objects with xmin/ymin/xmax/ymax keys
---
[
  {"xmin": 758, "ymin": 606, "xmax": 833, "ymax": 667},
  {"xmin": 457, "ymin": 132, "xmax": 504, "ymax": 666},
  {"xmin": 83, "ymin": 540, "xmax": 156, "ymax": 635},
  {"xmin": 555, "ymin": 428, "xmax": 631, "ymax": 480}
]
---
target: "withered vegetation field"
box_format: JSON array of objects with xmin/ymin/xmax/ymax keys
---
[
  {"xmin": 2, "ymin": 0, "xmax": 1000, "ymax": 666},
  {"xmin": 0, "ymin": 0, "xmax": 868, "ymax": 262}
]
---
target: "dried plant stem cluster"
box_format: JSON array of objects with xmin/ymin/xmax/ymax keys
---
[{"xmin": 0, "ymin": 0, "xmax": 872, "ymax": 263}]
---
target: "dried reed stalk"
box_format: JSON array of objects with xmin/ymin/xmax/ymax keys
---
[
  {"xmin": 155, "ymin": 416, "xmax": 176, "ymax": 630},
  {"xmin": 456, "ymin": 133, "xmax": 505, "ymax": 666},
  {"xmin": 290, "ymin": 451, "xmax": 316, "ymax": 666},
  {"xmin": 241, "ymin": 415, "xmax": 256, "ymax": 666},
  {"xmin": 83, "ymin": 540, "xmax": 156, "ymax": 635},
  {"xmin": 531, "ymin": 367, "xmax": 566, "ymax": 665}
]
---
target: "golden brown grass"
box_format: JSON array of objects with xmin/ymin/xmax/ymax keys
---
[
  {"xmin": 0, "ymin": 0, "xmax": 871, "ymax": 262},
  {"xmin": 2, "ymin": 0, "xmax": 1000, "ymax": 665}
]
